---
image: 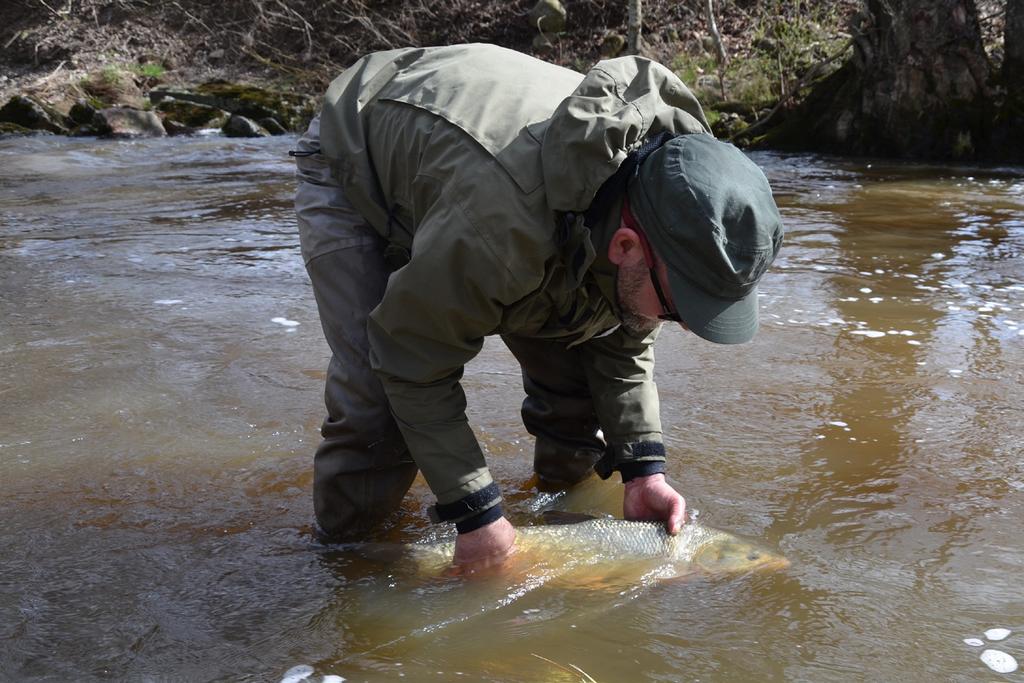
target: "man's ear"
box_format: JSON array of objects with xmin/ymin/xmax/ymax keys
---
[{"xmin": 607, "ymin": 223, "xmax": 646, "ymax": 267}]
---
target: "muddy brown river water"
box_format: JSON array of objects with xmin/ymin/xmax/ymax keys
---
[{"xmin": 1, "ymin": 134, "xmax": 1022, "ymax": 682}]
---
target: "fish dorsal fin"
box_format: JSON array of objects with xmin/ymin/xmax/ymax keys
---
[{"xmin": 541, "ymin": 510, "xmax": 598, "ymax": 525}]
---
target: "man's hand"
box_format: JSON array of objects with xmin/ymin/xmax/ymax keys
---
[
  {"xmin": 623, "ymin": 473, "xmax": 686, "ymax": 534},
  {"xmin": 452, "ymin": 516, "xmax": 516, "ymax": 573}
]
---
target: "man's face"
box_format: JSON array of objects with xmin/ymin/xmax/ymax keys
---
[{"xmin": 615, "ymin": 259, "xmax": 665, "ymax": 336}]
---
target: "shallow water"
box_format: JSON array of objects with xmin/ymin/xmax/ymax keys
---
[{"xmin": 1, "ymin": 135, "xmax": 1022, "ymax": 682}]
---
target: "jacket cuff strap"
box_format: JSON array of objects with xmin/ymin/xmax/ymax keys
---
[
  {"xmin": 427, "ymin": 482, "xmax": 502, "ymax": 525},
  {"xmin": 594, "ymin": 440, "xmax": 666, "ymax": 480},
  {"xmin": 619, "ymin": 460, "xmax": 666, "ymax": 482},
  {"xmin": 455, "ymin": 503, "xmax": 504, "ymax": 534}
]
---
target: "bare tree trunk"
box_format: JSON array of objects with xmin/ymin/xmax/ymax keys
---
[
  {"xmin": 1005, "ymin": 0, "xmax": 1024, "ymax": 98},
  {"xmin": 627, "ymin": 0, "xmax": 642, "ymax": 54},
  {"xmin": 704, "ymin": 0, "xmax": 727, "ymax": 66},
  {"xmin": 704, "ymin": 0, "xmax": 728, "ymax": 99},
  {"xmin": 772, "ymin": 0, "xmax": 993, "ymax": 159}
]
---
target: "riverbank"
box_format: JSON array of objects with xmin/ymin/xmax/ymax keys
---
[{"xmin": 1, "ymin": 0, "xmax": 863, "ymax": 141}]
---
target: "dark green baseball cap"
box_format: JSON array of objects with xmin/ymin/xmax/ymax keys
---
[{"xmin": 627, "ymin": 134, "xmax": 784, "ymax": 344}]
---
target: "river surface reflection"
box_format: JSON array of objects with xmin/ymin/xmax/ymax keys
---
[{"xmin": 1, "ymin": 135, "xmax": 1022, "ymax": 682}]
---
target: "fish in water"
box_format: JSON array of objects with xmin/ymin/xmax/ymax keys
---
[{"xmin": 409, "ymin": 517, "xmax": 789, "ymax": 578}]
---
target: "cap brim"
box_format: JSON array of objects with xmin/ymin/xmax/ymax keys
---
[{"xmin": 666, "ymin": 269, "xmax": 759, "ymax": 344}]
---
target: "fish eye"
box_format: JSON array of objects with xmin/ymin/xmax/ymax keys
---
[{"xmin": 747, "ymin": 552, "xmax": 761, "ymax": 561}]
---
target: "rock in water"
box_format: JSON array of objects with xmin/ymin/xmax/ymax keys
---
[
  {"xmin": 92, "ymin": 108, "xmax": 167, "ymax": 137},
  {"xmin": 155, "ymin": 99, "xmax": 229, "ymax": 129},
  {"xmin": 222, "ymin": 114, "xmax": 270, "ymax": 138},
  {"xmin": 0, "ymin": 95, "xmax": 69, "ymax": 134},
  {"xmin": 259, "ymin": 117, "xmax": 287, "ymax": 135},
  {"xmin": 68, "ymin": 100, "xmax": 97, "ymax": 126},
  {"xmin": 0, "ymin": 121, "xmax": 47, "ymax": 137}
]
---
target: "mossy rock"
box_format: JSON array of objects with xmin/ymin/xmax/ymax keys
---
[
  {"xmin": 600, "ymin": 34, "xmax": 626, "ymax": 58},
  {"xmin": 194, "ymin": 82, "xmax": 315, "ymax": 131},
  {"xmin": 69, "ymin": 100, "xmax": 97, "ymax": 125},
  {"xmin": 150, "ymin": 83, "xmax": 314, "ymax": 131},
  {"xmin": 709, "ymin": 111, "xmax": 748, "ymax": 139},
  {"xmin": 528, "ymin": 0, "xmax": 567, "ymax": 33},
  {"xmin": 155, "ymin": 98, "xmax": 229, "ymax": 128},
  {"xmin": 0, "ymin": 95, "xmax": 69, "ymax": 134},
  {"xmin": 0, "ymin": 121, "xmax": 45, "ymax": 137}
]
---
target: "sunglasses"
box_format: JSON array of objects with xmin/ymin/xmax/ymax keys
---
[{"xmin": 622, "ymin": 199, "xmax": 683, "ymax": 323}]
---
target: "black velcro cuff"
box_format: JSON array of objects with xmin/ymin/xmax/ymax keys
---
[
  {"xmin": 594, "ymin": 440, "xmax": 667, "ymax": 480},
  {"xmin": 455, "ymin": 503, "xmax": 504, "ymax": 534},
  {"xmin": 619, "ymin": 460, "xmax": 666, "ymax": 482},
  {"xmin": 428, "ymin": 482, "xmax": 502, "ymax": 524}
]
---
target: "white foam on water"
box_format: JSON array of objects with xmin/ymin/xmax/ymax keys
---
[
  {"xmin": 949, "ymin": 369, "xmax": 963, "ymax": 375},
  {"xmin": 813, "ymin": 265, "xmax": 828, "ymax": 271},
  {"xmin": 980, "ymin": 649, "xmax": 1018, "ymax": 673},
  {"xmin": 272, "ymin": 317, "xmax": 300, "ymax": 327},
  {"xmin": 874, "ymin": 268, "xmax": 885, "ymax": 274},
  {"xmin": 851, "ymin": 330, "xmax": 886, "ymax": 338},
  {"xmin": 931, "ymin": 253, "xmax": 946, "ymax": 259},
  {"xmin": 869, "ymin": 297, "xmax": 884, "ymax": 303},
  {"xmin": 828, "ymin": 421, "xmax": 848, "ymax": 427},
  {"xmin": 859, "ymin": 287, "xmax": 873, "ymax": 293},
  {"xmin": 985, "ymin": 628, "xmax": 1011, "ymax": 641},
  {"xmin": 154, "ymin": 299, "xmax": 183, "ymax": 305},
  {"xmin": 948, "ymin": 305, "xmax": 961, "ymax": 311},
  {"xmin": 899, "ymin": 330, "xmax": 915, "ymax": 336},
  {"xmin": 280, "ymin": 665, "xmax": 315, "ymax": 683},
  {"xmin": 887, "ymin": 330, "xmax": 899, "ymax": 335},
  {"xmin": 907, "ymin": 340, "xmax": 921, "ymax": 346},
  {"xmin": 322, "ymin": 676, "xmax": 346, "ymax": 683},
  {"xmin": 964, "ymin": 638, "xmax": 984, "ymax": 647},
  {"xmin": 906, "ymin": 273, "xmax": 919, "ymax": 279}
]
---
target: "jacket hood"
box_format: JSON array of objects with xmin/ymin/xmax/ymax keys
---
[{"xmin": 541, "ymin": 57, "xmax": 712, "ymax": 214}]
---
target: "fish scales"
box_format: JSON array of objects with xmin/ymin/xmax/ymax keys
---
[{"xmin": 411, "ymin": 518, "xmax": 788, "ymax": 576}]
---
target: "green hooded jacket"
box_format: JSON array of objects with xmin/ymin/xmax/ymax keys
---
[{"xmin": 318, "ymin": 43, "xmax": 711, "ymax": 507}]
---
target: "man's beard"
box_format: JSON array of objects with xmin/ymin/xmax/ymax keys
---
[{"xmin": 615, "ymin": 261, "xmax": 662, "ymax": 336}]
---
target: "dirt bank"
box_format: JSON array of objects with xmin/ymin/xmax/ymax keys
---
[{"xmin": 1, "ymin": 0, "xmax": 859, "ymax": 125}]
